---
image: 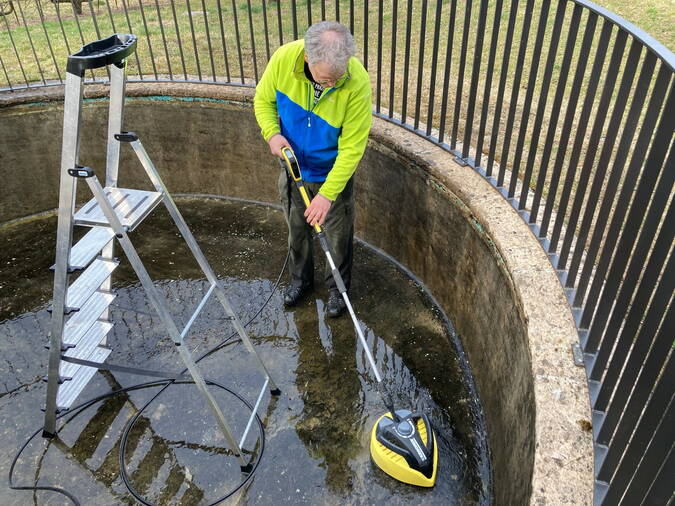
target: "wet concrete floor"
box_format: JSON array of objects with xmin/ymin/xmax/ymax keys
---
[{"xmin": 0, "ymin": 197, "xmax": 490, "ymax": 505}]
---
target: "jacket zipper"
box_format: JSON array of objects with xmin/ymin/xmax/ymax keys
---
[{"xmin": 307, "ymin": 84, "xmax": 336, "ymax": 127}]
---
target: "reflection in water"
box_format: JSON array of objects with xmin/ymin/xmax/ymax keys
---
[
  {"xmin": 293, "ymin": 300, "xmax": 363, "ymax": 493},
  {"xmin": 1, "ymin": 198, "xmax": 490, "ymax": 505}
]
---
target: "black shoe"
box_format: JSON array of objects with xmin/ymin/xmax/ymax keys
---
[
  {"xmin": 283, "ymin": 282, "xmax": 311, "ymax": 307},
  {"xmin": 327, "ymin": 290, "xmax": 347, "ymax": 318}
]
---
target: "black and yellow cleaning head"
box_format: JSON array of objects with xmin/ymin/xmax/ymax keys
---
[{"xmin": 370, "ymin": 409, "xmax": 438, "ymax": 487}]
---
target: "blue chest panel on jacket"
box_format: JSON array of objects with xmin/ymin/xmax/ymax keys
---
[{"xmin": 276, "ymin": 90, "xmax": 341, "ymax": 182}]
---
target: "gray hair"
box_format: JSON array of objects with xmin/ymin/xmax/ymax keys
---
[{"xmin": 304, "ymin": 21, "xmax": 356, "ymax": 76}]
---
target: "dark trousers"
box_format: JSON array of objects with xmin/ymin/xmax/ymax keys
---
[{"xmin": 278, "ymin": 169, "xmax": 354, "ymax": 293}]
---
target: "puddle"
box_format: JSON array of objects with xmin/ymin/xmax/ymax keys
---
[{"xmin": 1, "ymin": 197, "xmax": 490, "ymax": 505}]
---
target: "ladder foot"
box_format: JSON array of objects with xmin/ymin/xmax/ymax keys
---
[
  {"xmin": 42, "ymin": 429, "xmax": 56, "ymax": 439},
  {"xmin": 240, "ymin": 462, "xmax": 253, "ymax": 473},
  {"xmin": 270, "ymin": 388, "xmax": 281, "ymax": 396}
]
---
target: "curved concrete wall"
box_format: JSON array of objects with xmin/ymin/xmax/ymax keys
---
[{"xmin": 0, "ymin": 83, "xmax": 592, "ymax": 505}]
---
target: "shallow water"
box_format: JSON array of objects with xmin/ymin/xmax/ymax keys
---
[{"xmin": 0, "ymin": 198, "xmax": 490, "ymax": 505}]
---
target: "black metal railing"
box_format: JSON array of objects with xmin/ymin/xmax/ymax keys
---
[{"xmin": 1, "ymin": 1, "xmax": 672, "ymax": 504}]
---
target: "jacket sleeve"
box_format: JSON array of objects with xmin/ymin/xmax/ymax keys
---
[
  {"xmin": 254, "ymin": 49, "xmax": 282, "ymax": 142},
  {"xmin": 319, "ymin": 77, "xmax": 372, "ymax": 201}
]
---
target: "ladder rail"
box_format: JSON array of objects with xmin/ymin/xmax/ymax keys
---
[
  {"xmin": 83, "ymin": 174, "xmax": 248, "ymax": 468},
  {"xmin": 44, "ymin": 71, "xmax": 85, "ymax": 437},
  {"xmin": 130, "ymin": 139, "xmax": 280, "ymax": 393}
]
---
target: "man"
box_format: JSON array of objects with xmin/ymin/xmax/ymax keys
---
[{"xmin": 254, "ymin": 21, "xmax": 372, "ymax": 317}]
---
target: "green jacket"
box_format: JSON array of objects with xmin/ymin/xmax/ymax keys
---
[{"xmin": 254, "ymin": 39, "xmax": 372, "ymax": 201}]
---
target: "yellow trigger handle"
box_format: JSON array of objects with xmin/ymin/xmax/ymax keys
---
[
  {"xmin": 281, "ymin": 147, "xmax": 301, "ymax": 182},
  {"xmin": 280, "ymin": 147, "xmax": 322, "ymax": 234}
]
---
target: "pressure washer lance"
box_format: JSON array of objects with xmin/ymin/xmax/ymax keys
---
[{"xmin": 279, "ymin": 147, "xmax": 438, "ymax": 487}]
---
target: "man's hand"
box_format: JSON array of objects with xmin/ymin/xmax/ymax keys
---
[
  {"xmin": 268, "ymin": 133, "xmax": 290, "ymax": 157},
  {"xmin": 304, "ymin": 194, "xmax": 332, "ymax": 226}
]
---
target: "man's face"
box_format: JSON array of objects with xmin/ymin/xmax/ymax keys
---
[{"xmin": 307, "ymin": 59, "xmax": 341, "ymax": 88}]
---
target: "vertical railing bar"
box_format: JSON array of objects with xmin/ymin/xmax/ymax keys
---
[
  {"xmin": 425, "ymin": 0, "xmax": 443, "ymax": 136},
  {"xmin": 592, "ymin": 201, "xmax": 674, "ymax": 414},
  {"xmin": 387, "ymin": 0, "xmax": 398, "ymax": 119},
  {"xmin": 413, "ymin": 0, "xmax": 428, "ymax": 131},
  {"xmin": 559, "ymin": 29, "xmax": 628, "ymax": 270},
  {"xmin": 517, "ymin": 0, "xmax": 566, "ymax": 208},
  {"xmin": 363, "ymin": 0, "xmax": 369, "ymax": 70},
  {"xmin": 34, "ymin": 1, "xmax": 59, "ymax": 81},
  {"xmin": 136, "ymin": 0, "xmax": 158, "ymax": 79},
  {"xmin": 485, "ymin": 0, "xmax": 520, "ymax": 177},
  {"xmin": 613, "ymin": 388, "xmax": 675, "ymax": 505},
  {"xmin": 69, "ymin": 0, "xmax": 97, "ymax": 82},
  {"xmin": 153, "ymin": 0, "xmax": 173, "ymax": 79},
  {"xmin": 119, "ymin": 0, "xmax": 143, "ymax": 79},
  {"xmin": 230, "ymin": 0, "xmax": 245, "ymax": 83},
  {"xmin": 70, "ymin": 0, "xmax": 88, "ymax": 47},
  {"xmin": 474, "ymin": 0, "xmax": 504, "ymax": 167},
  {"xmin": 87, "ymin": 0, "xmax": 111, "ymax": 81},
  {"xmin": 438, "ymin": 0, "xmax": 457, "ymax": 144},
  {"xmin": 16, "ymin": 0, "xmax": 46, "ymax": 85},
  {"xmin": 578, "ymin": 58, "xmax": 665, "ymax": 331},
  {"xmin": 335, "ymin": 0, "xmax": 340, "ymax": 22},
  {"xmin": 246, "ymin": 0, "xmax": 258, "ymax": 82},
  {"xmin": 185, "ymin": 0, "xmax": 202, "ymax": 80},
  {"xmin": 461, "ymin": 0, "xmax": 489, "ymax": 156},
  {"xmin": 595, "ymin": 301, "xmax": 674, "ymax": 485},
  {"xmin": 85, "ymin": 0, "xmax": 102, "ymax": 40},
  {"xmin": 587, "ymin": 86, "xmax": 674, "ymax": 379},
  {"xmin": 170, "ymin": 0, "xmax": 189, "ymax": 80},
  {"xmin": 53, "ymin": 1, "xmax": 73, "ymax": 56},
  {"xmin": 306, "ymin": 0, "xmax": 312, "ymax": 29},
  {"xmin": 539, "ymin": 12, "xmax": 598, "ymax": 238},
  {"xmin": 568, "ymin": 39, "xmax": 641, "ymax": 296},
  {"xmin": 599, "ymin": 358, "xmax": 674, "ymax": 501},
  {"xmin": 506, "ymin": 0, "xmax": 550, "ymax": 198},
  {"xmin": 495, "ymin": 0, "xmax": 535, "ymax": 187},
  {"xmin": 549, "ymin": 20, "xmax": 612, "ymax": 258},
  {"xmin": 2, "ymin": 6, "xmax": 30, "ymax": 87},
  {"xmin": 35, "ymin": 0, "xmax": 63, "ymax": 83},
  {"xmin": 598, "ymin": 263, "xmax": 674, "ymax": 445},
  {"xmin": 321, "ymin": 0, "xmax": 326, "ymax": 21},
  {"xmin": 641, "ymin": 445, "xmax": 675, "ymax": 506},
  {"xmin": 529, "ymin": 5, "xmax": 582, "ymax": 222},
  {"xmin": 103, "ymin": 0, "xmax": 118, "ymax": 33},
  {"xmin": 202, "ymin": 0, "xmax": 217, "ymax": 82},
  {"xmin": 400, "ymin": 0, "xmax": 412, "ymax": 122},
  {"xmin": 291, "ymin": 0, "xmax": 298, "ymax": 40},
  {"xmin": 0, "ymin": 54, "xmax": 13, "ymax": 90},
  {"xmin": 262, "ymin": 0, "xmax": 272, "ymax": 61},
  {"xmin": 581, "ymin": 65, "xmax": 671, "ymax": 342},
  {"xmin": 376, "ymin": 0, "xmax": 383, "ymax": 113},
  {"xmin": 277, "ymin": 1, "xmax": 284, "ymax": 46},
  {"xmin": 349, "ymin": 0, "xmax": 354, "ymax": 34},
  {"xmin": 450, "ymin": 0, "xmax": 473, "ymax": 150}
]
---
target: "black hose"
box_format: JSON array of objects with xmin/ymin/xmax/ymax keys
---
[{"xmin": 8, "ymin": 251, "xmax": 289, "ymax": 505}]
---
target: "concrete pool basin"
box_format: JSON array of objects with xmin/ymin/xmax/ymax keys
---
[{"xmin": 0, "ymin": 83, "xmax": 592, "ymax": 505}]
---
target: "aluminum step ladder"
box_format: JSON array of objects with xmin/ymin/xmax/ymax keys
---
[{"xmin": 43, "ymin": 34, "xmax": 278, "ymax": 471}]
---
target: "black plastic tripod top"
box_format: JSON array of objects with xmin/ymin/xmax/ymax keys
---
[{"xmin": 66, "ymin": 34, "xmax": 137, "ymax": 76}]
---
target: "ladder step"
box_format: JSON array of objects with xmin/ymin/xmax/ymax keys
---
[
  {"xmin": 57, "ymin": 346, "xmax": 111, "ymax": 410},
  {"xmin": 63, "ymin": 292, "xmax": 116, "ymax": 347},
  {"xmin": 60, "ymin": 320, "xmax": 114, "ymax": 379},
  {"xmin": 51, "ymin": 226, "xmax": 115, "ymax": 271},
  {"xmin": 66, "ymin": 259, "xmax": 119, "ymax": 311},
  {"xmin": 74, "ymin": 187, "xmax": 163, "ymax": 231}
]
